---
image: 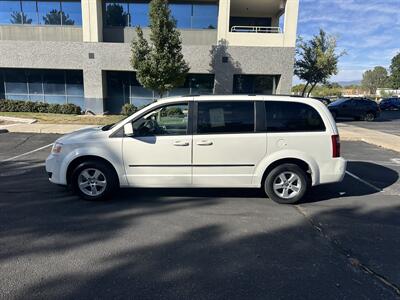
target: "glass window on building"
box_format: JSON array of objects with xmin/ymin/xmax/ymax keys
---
[
  {"xmin": 0, "ymin": 1, "xmax": 22, "ymax": 24},
  {"xmin": 21, "ymin": 1, "xmax": 37, "ymax": 24},
  {"xmin": 4, "ymin": 69, "xmax": 29, "ymax": 100},
  {"xmin": 38, "ymin": 1, "xmax": 62, "ymax": 25},
  {"xmin": 0, "ymin": 0, "xmax": 81, "ymax": 25},
  {"xmin": 130, "ymin": 2, "xmax": 148, "ymax": 27},
  {"xmin": 105, "ymin": 1, "xmax": 129, "ymax": 26},
  {"xmin": 104, "ymin": 1, "xmax": 218, "ymax": 29},
  {"xmin": 0, "ymin": 72, "xmax": 5, "ymax": 99},
  {"xmin": 169, "ymin": 3, "xmax": 191, "ymax": 28},
  {"xmin": 105, "ymin": 71, "xmax": 215, "ymax": 114},
  {"xmin": 192, "ymin": 4, "xmax": 218, "ymax": 29},
  {"xmin": 61, "ymin": 0, "xmax": 82, "ymax": 25},
  {"xmin": 0, "ymin": 68, "xmax": 84, "ymax": 106},
  {"xmin": 233, "ymin": 75, "xmax": 280, "ymax": 95},
  {"xmin": 26, "ymin": 69, "xmax": 44, "ymax": 101},
  {"xmin": 66, "ymin": 70, "xmax": 84, "ymax": 107}
]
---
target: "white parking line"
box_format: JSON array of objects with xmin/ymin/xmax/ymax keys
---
[
  {"xmin": 0, "ymin": 143, "xmax": 53, "ymax": 163},
  {"xmin": 345, "ymin": 171, "xmax": 382, "ymax": 192}
]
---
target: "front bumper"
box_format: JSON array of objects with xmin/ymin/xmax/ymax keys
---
[{"xmin": 45, "ymin": 154, "xmax": 66, "ymax": 185}]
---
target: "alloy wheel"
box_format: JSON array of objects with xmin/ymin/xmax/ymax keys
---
[
  {"xmin": 273, "ymin": 171, "xmax": 302, "ymax": 199},
  {"xmin": 78, "ymin": 168, "xmax": 107, "ymax": 196}
]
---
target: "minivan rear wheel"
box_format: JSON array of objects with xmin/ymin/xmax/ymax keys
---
[
  {"xmin": 264, "ymin": 164, "xmax": 308, "ymax": 204},
  {"xmin": 71, "ymin": 160, "xmax": 118, "ymax": 201}
]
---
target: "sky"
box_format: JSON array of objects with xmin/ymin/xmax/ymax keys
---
[{"xmin": 295, "ymin": 0, "xmax": 400, "ymax": 83}]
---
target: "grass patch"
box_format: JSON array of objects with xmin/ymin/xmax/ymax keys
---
[{"xmin": 0, "ymin": 112, "xmax": 125, "ymax": 125}]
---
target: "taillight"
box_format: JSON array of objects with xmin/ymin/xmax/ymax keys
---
[{"xmin": 331, "ymin": 135, "xmax": 340, "ymax": 158}]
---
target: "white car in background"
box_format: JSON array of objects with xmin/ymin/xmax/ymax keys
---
[{"xmin": 46, "ymin": 95, "xmax": 346, "ymax": 204}]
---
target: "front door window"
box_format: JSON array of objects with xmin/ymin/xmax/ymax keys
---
[{"xmin": 132, "ymin": 103, "xmax": 188, "ymax": 136}]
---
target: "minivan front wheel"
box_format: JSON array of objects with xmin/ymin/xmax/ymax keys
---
[
  {"xmin": 71, "ymin": 161, "xmax": 117, "ymax": 201},
  {"xmin": 264, "ymin": 164, "xmax": 308, "ymax": 204}
]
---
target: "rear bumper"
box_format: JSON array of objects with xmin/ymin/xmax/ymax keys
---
[{"xmin": 317, "ymin": 157, "xmax": 347, "ymax": 185}]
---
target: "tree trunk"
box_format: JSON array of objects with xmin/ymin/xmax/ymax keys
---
[
  {"xmin": 301, "ymin": 82, "xmax": 309, "ymax": 97},
  {"xmin": 307, "ymin": 83, "xmax": 317, "ymax": 97}
]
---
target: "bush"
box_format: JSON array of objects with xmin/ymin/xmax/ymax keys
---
[
  {"xmin": 35, "ymin": 102, "xmax": 50, "ymax": 113},
  {"xmin": 121, "ymin": 103, "xmax": 138, "ymax": 116},
  {"xmin": 48, "ymin": 104, "xmax": 61, "ymax": 114},
  {"xmin": 60, "ymin": 103, "xmax": 81, "ymax": 114},
  {"xmin": 0, "ymin": 99, "xmax": 81, "ymax": 115}
]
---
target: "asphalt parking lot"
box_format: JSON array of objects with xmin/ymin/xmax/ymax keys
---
[
  {"xmin": 1, "ymin": 133, "xmax": 400, "ymax": 299},
  {"xmin": 342, "ymin": 110, "xmax": 400, "ymax": 136}
]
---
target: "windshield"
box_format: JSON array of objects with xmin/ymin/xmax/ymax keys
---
[
  {"xmin": 328, "ymin": 98, "xmax": 348, "ymax": 107},
  {"xmin": 102, "ymin": 101, "xmax": 156, "ymax": 131}
]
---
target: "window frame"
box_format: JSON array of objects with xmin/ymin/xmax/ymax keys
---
[
  {"xmin": 126, "ymin": 101, "xmax": 192, "ymax": 138},
  {"xmin": 264, "ymin": 100, "xmax": 327, "ymax": 133},
  {"xmin": 193, "ymin": 100, "xmax": 257, "ymax": 135}
]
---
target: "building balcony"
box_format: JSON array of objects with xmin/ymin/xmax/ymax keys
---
[{"xmin": 218, "ymin": 0, "xmax": 299, "ymax": 48}]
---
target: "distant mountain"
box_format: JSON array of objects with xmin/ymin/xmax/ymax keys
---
[{"xmin": 334, "ymin": 80, "xmax": 361, "ymax": 86}]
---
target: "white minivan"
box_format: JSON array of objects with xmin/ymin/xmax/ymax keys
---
[{"xmin": 46, "ymin": 95, "xmax": 346, "ymax": 204}]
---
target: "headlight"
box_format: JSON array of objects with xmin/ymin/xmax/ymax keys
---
[{"xmin": 52, "ymin": 142, "xmax": 63, "ymax": 154}]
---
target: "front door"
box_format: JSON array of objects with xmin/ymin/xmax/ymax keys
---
[
  {"xmin": 122, "ymin": 102, "xmax": 192, "ymax": 187},
  {"xmin": 192, "ymin": 101, "xmax": 266, "ymax": 187}
]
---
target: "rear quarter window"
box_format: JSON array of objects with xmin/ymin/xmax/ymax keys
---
[{"xmin": 265, "ymin": 101, "xmax": 326, "ymax": 132}]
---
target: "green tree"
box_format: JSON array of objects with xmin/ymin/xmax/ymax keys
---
[
  {"xmin": 10, "ymin": 11, "xmax": 32, "ymax": 24},
  {"xmin": 295, "ymin": 29, "xmax": 345, "ymax": 97},
  {"xmin": 43, "ymin": 10, "xmax": 74, "ymax": 25},
  {"xmin": 361, "ymin": 66, "xmax": 389, "ymax": 95},
  {"xmin": 105, "ymin": 3, "xmax": 128, "ymax": 26},
  {"xmin": 130, "ymin": 0, "xmax": 190, "ymax": 98},
  {"xmin": 389, "ymin": 52, "xmax": 400, "ymax": 89}
]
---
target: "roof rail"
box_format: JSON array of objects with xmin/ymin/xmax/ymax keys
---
[{"xmin": 247, "ymin": 94, "xmax": 306, "ymax": 98}]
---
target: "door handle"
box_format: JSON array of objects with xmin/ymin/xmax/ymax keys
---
[
  {"xmin": 173, "ymin": 141, "xmax": 189, "ymax": 146},
  {"xmin": 196, "ymin": 140, "xmax": 213, "ymax": 146}
]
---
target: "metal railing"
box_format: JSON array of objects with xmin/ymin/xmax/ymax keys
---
[{"xmin": 231, "ymin": 26, "xmax": 281, "ymax": 33}]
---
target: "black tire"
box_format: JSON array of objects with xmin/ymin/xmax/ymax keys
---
[
  {"xmin": 364, "ymin": 112, "xmax": 376, "ymax": 122},
  {"xmin": 264, "ymin": 164, "xmax": 308, "ymax": 204},
  {"xmin": 71, "ymin": 160, "xmax": 118, "ymax": 201}
]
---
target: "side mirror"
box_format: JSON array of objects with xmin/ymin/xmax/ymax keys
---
[{"xmin": 124, "ymin": 123, "xmax": 134, "ymax": 137}]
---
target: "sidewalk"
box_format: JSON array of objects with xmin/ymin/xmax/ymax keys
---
[
  {"xmin": 0, "ymin": 123, "xmax": 97, "ymax": 134},
  {"xmin": 338, "ymin": 123, "xmax": 400, "ymax": 153}
]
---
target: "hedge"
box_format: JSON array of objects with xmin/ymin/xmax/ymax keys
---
[
  {"xmin": 121, "ymin": 103, "xmax": 138, "ymax": 116},
  {"xmin": 0, "ymin": 99, "xmax": 81, "ymax": 115}
]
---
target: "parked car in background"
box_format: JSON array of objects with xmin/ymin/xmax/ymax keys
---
[
  {"xmin": 379, "ymin": 97, "xmax": 400, "ymax": 110},
  {"xmin": 328, "ymin": 98, "xmax": 380, "ymax": 121},
  {"xmin": 46, "ymin": 95, "xmax": 346, "ymax": 205},
  {"xmin": 312, "ymin": 97, "xmax": 331, "ymax": 106}
]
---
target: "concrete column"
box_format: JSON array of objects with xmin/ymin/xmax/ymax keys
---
[
  {"xmin": 83, "ymin": 68, "xmax": 105, "ymax": 114},
  {"xmin": 81, "ymin": 0, "xmax": 103, "ymax": 42},
  {"xmin": 217, "ymin": 0, "xmax": 230, "ymax": 42},
  {"xmin": 283, "ymin": 0, "xmax": 299, "ymax": 47}
]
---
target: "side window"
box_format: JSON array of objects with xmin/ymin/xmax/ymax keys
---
[
  {"xmin": 265, "ymin": 101, "xmax": 326, "ymax": 132},
  {"xmin": 132, "ymin": 103, "xmax": 188, "ymax": 136},
  {"xmin": 197, "ymin": 101, "xmax": 255, "ymax": 134}
]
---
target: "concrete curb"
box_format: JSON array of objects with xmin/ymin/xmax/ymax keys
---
[
  {"xmin": 0, "ymin": 116, "xmax": 37, "ymax": 124},
  {"xmin": 338, "ymin": 124, "xmax": 400, "ymax": 153}
]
